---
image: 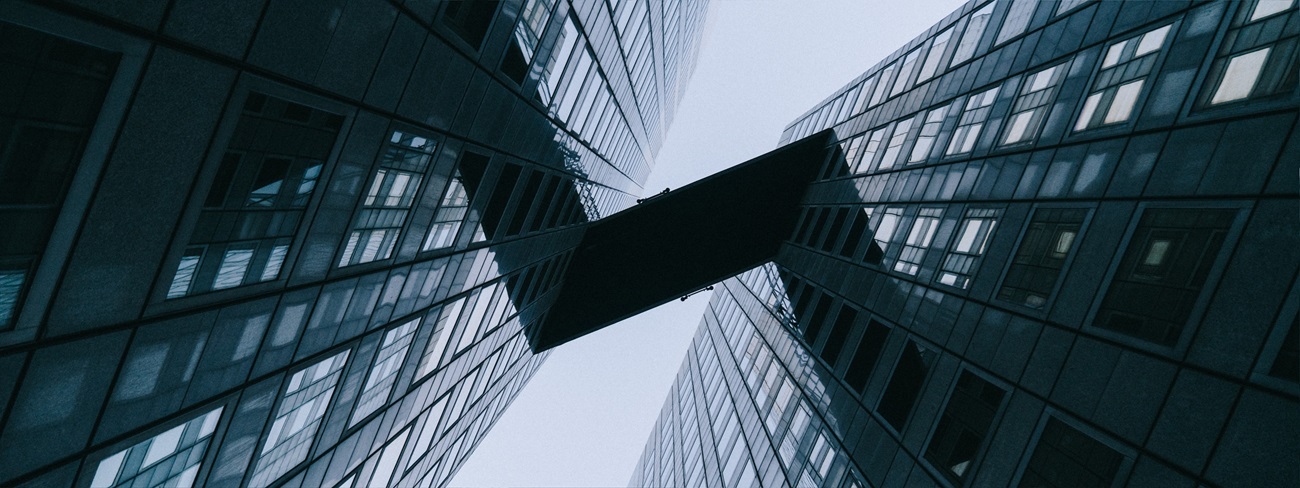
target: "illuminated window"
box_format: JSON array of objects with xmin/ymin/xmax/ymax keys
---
[
  {"xmin": 1002, "ymin": 63, "xmax": 1066, "ymax": 145},
  {"xmin": 90, "ymin": 407, "xmax": 223, "ymax": 488},
  {"xmin": 947, "ymin": 86, "xmax": 999, "ymax": 155},
  {"xmin": 918, "ymin": 27, "xmax": 954, "ymax": 81},
  {"xmin": 1075, "ymin": 25, "xmax": 1171, "ymax": 131},
  {"xmin": 350, "ymin": 318, "xmax": 420, "ymax": 426},
  {"xmin": 995, "ymin": 0, "xmax": 1038, "ymax": 44},
  {"xmin": 879, "ymin": 117, "xmax": 915, "ymax": 170},
  {"xmin": 894, "ymin": 208, "xmax": 942, "ymax": 275},
  {"xmin": 340, "ymin": 130, "xmax": 438, "ymax": 267},
  {"xmin": 1201, "ymin": 0, "xmax": 1297, "ymax": 106},
  {"xmin": 872, "ymin": 207, "xmax": 903, "ymax": 252},
  {"xmin": 910, "ymin": 104, "xmax": 951, "ymax": 163},
  {"xmin": 938, "ymin": 208, "xmax": 998, "ymax": 288},
  {"xmin": 251, "ymin": 349, "xmax": 350, "ymax": 487}
]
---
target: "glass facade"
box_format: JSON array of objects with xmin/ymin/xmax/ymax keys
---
[
  {"xmin": 0, "ymin": 0, "xmax": 707, "ymax": 487},
  {"xmin": 638, "ymin": 0, "xmax": 1299, "ymax": 487}
]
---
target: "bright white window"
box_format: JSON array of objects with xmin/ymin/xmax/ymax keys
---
[
  {"xmin": 1103, "ymin": 79, "xmax": 1144, "ymax": 123},
  {"xmin": 1210, "ymin": 48, "xmax": 1271, "ymax": 104},
  {"xmin": 212, "ymin": 248, "xmax": 253, "ymax": 290},
  {"xmin": 1251, "ymin": 0, "xmax": 1294, "ymax": 21}
]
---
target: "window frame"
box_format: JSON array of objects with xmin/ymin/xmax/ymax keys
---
[
  {"xmin": 1008, "ymin": 410, "xmax": 1136, "ymax": 488},
  {"xmin": 0, "ymin": 4, "xmax": 148, "ymax": 342},
  {"xmin": 994, "ymin": 205, "xmax": 1094, "ymax": 312},
  {"xmin": 1071, "ymin": 22, "xmax": 1176, "ymax": 133}
]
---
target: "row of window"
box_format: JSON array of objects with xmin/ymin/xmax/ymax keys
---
[
  {"xmin": 166, "ymin": 91, "xmax": 590, "ymax": 300},
  {"xmin": 734, "ymin": 268, "xmax": 1134, "ymax": 488},
  {"xmin": 795, "ymin": 0, "xmax": 1297, "ymax": 149},
  {"xmin": 790, "ymin": 203, "xmax": 1261, "ymax": 351},
  {"xmin": 89, "ymin": 294, "xmax": 536, "ymax": 488}
]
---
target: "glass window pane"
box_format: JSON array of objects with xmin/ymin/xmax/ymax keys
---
[{"xmin": 1210, "ymin": 48, "xmax": 1270, "ymax": 104}]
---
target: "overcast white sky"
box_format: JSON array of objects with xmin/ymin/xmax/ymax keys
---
[{"xmin": 451, "ymin": 1, "xmax": 967, "ymax": 486}]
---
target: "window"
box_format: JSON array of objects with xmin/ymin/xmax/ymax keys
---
[
  {"xmin": 1094, "ymin": 208, "xmax": 1235, "ymax": 346},
  {"xmin": 819, "ymin": 306, "xmax": 857, "ymax": 366},
  {"xmin": 1002, "ymin": 63, "xmax": 1066, "ymax": 145},
  {"xmin": 843, "ymin": 320, "xmax": 891, "ymax": 392},
  {"xmin": 870, "ymin": 62, "xmax": 897, "ymax": 106},
  {"xmin": 422, "ymin": 151, "xmax": 489, "ymax": 251},
  {"xmin": 995, "ymin": 0, "xmax": 1038, "ymax": 45},
  {"xmin": 853, "ymin": 130, "xmax": 884, "ymax": 173},
  {"xmin": 350, "ymin": 318, "xmax": 420, "ymax": 426},
  {"xmin": 168, "ymin": 93, "xmax": 343, "ymax": 298},
  {"xmin": 872, "ymin": 207, "xmax": 903, "ymax": 252},
  {"xmin": 877, "ymin": 340, "xmax": 936, "ymax": 431},
  {"xmin": 251, "ymin": 349, "xmax": 350, "ymax": 487},
  {"xmin": 368, "ymin": 428, "xmax": 411, "ymax": 488},
  {"xmin": 441, "ymin": 0, "xmax": 498, "ymax": 48},
  {"xmin": 890, "ymin": 48, "xmax": 923, "ymax": 97},
  {"xmin": 1269, "ymin": 317, "xmax": 1299, "ymax": 382},
  {"xmin": 951, "ymin": 3, "xmax": 996, "ymax": 65},
  {"xmin": 1056, "ymin": 0, "xmax": 1091, "ymax": 15},
  {"xmin": 894, "ymin": 208, "xmax": 943, "ymax": 275},
  {"xmin": 416, "ymin": 298, "xmax": 467, "ymax": 378},
  {"xmin": 1200, "ymin": 0, "xmax": 1298, "ymax": 106},
  {"xmin": 1075, "ymin": 24, "xmax": 1171, "ymax": 131},
  {"xmin": 879, "ymin": 117, "xmax": 915, "ymax": 170},
  {"xmin": 918, "ymin": 27, "xmax": 954, "ymax": 82},
  {"xmin": 998, "ymin": 208, "xmax": 1087, "ymax": 308},
  {"xmin": 938, "ymin": 209, "xmax": 999, "ymax": 289},
  {"xmin": 1018, "ymin": 418, "xmax": 1124, "ymax": 488},
  {"xmin": 538, "ymin": 18, "xmax": 579, "ymax": 104},
  {"xmin": 90, "ymin": 407, "xmax": 223, "ymax": 488},
  {"xmin": 0, "ymin": 23, "xmax": 119, "ymax": 327},
  {"xmin": 947, "ymin": 86, "xmax": 999, "ymax": 155},
  {"xmin": 925, "ymin": 371, "xmax": 1006, "ymax": 484},
  {"xmin": 340, "ymin": 131, "xmax": 437, "ymax": 267},
  {"xmin": 501, "ymin": 0, "xmax": 557, "ymax": 84},
  {"xmin": 910, "ymin": 104, "xmax": 951, "ymax": 163}
]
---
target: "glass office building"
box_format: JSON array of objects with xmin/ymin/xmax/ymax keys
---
[
  {"xmin": 0, "ymin": 0, "xmax": 707, "ymax": 486},
  {"xmin": 633, "ymin": 0, "xmax": 1298, "ymax": 486}
]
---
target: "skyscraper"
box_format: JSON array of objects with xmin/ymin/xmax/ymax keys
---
[
  {"xmin": 633, "ymin": 0, "xmax": 1298, "ymax": 487},
  {"xmin": 0, "ymin": 0, "xmax": 707, "ymax": 486}
]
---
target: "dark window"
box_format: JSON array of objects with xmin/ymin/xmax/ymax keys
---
[
  {"xmin": 804, "ymin": 208, "xmax": 830, "ymax": 246},
  {"xmin": 442, "ymin": 1, "xmax": 500, "ymax": 49},
  {"xmin": 0, "ymin": 22, "xmax": 118, "ymax": 327},
  {"xmin": 820, "ymin": 208, "xmax": 851, "ymax": 252},
  {"xmin": 1269, "ymin": 316, "xmax": 1299, "ymax": 382},
  {"xmin": 843, "ymin": 320, "xmax": 891, "ymax": 392},
  {"xmin": 925, "ymin": 371, "xmax": 1007, "ymax": 484},
  {"xmin": 840, "ymin": 208, "xmax": 870, "ymax": 259},
  {"xmin": 819, "ymin": 306, "xmax": 857, "ymax": 367},
  {"xmin": 479, "ymin": 164, "xmax": 522, "ymax": 240},
  {"xmin": 998, "ymin": 208, "xmax": 1087, "ymax": 308},
  {"xmin": 791, "ymin": 207, "xmax": 813, "ymax": 242},
  {"xmin": 527, "ymin": 175, "xmax": 562, "ymax": 233},
  {"xmin": 167, "ymin": 93, "xmax": 343, "ymax": 298},
  {"xmin": 878, "ymin": 340, "xmax": 936, "ymax": 431},
  {"xmin": 1019, "ymin": 418, "xmax": 1124, "ymax": 488},
  {"xmin": 1095, "ymin": 208, "xmax": 1235, "ymax": 345},
  {"xmin": 505, "ymin": 170, "xmax": 544, "ymax": 236},
  {"xmin": 501, "ymin": 41, "xmax": 530, "ymax": 84},
  {"xmin": 802, "ymin": 295, "xmax": 834, "ymax": 345}
]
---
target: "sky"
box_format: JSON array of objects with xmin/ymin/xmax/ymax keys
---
[{"xmin": 451, "ymin": 0, "xmax": 967, "ymax": 486}]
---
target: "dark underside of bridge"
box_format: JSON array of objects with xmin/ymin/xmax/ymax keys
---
[{"xmin": 525, "ymin": 130, "xmax": 850, "ymax": 351}]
